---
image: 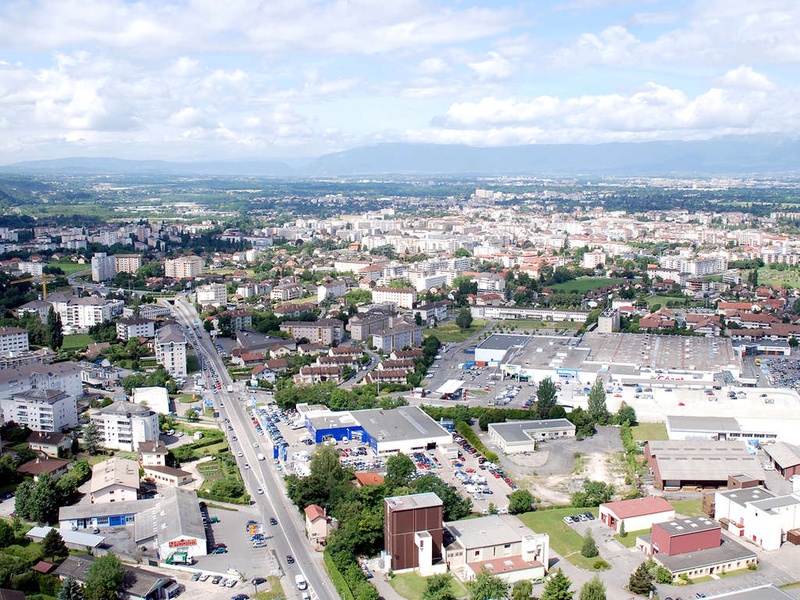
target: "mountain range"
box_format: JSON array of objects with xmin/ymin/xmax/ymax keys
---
[{"xmin": 2, "ymin": 137, "xmax": 799, "ymax": 177}]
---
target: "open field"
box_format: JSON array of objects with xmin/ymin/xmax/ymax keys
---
[
  {"xmin": 390, "ymin": 572, "xmax": 467, "ymax": 600},
  {"xmin": 425, "ymin": 319, "xmax": 487, "ymax": 343},
  {"xmin": 550, "ymin": 277, "xmax": 624, "ymax": 293},
  {"xmin": 631, "ymin": 422, "xmax": 668, "ymax": 441},
  {"xmin": 517, "ymin": 507, "xmax": 602, "ymax": 569},
  {"xmin": 758, "ymin": 267, "xmax": 800, "ymax": 288},
  {"xmin": 48, "ymin": 259, "xmax": 90, "ymax": 275},
  {"xmin": 62, "ymin": 334, "xmax": 93, "ymax": 350},
  {"xmin": 490, "ymin": 319, "xmax": 582, "ymax": 332},
  {"xmin": 670, "ymin": 499, "xmax": 704, "ymax": 517}
]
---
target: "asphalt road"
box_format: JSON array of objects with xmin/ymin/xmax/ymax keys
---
[{"xmin": 166, "ymin": 297, "xmax": 337, "ymax": 600}]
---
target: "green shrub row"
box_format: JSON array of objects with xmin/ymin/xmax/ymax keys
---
[
  {"xmin": 455, "ymin": 422, "xmax": 499, "ymax": 463},
  {"xmin": 323, "ymin": 551, "xmax": 355, "ymax": 600}
]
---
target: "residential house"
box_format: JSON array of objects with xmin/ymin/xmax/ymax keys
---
[
  {"xmin": 90, "ymin": 457, "xmax": 140, "ymax": 504},
  {"xmin": 27, "ymin": 431, "xmax": 72, "ymax": 458},
  {"xmin": 18, "ymin": 457, "xmax": 70, "ymax": 482}
]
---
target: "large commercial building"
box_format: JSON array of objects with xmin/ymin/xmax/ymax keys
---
[
  {"xmin": 91, "ymin": 401, "xmax": 160, "ymax": 452},
  {"xmin": 154, "ymin": 323, "xmax": 187, "ymax": 379},
  {"xmin": 384, "ymin": 493, "xmax": 445, "ymax": 574},
  {"xmin": 666, "ymin": 415, "xmax": 778, "ymax": 444},
  {"xmin": 164, "ymin": 255, "xmax": 204, "ymax": 279},
  {"xmin": 487, "ymin": 419, "xmax": 576, "ymax": 454},
  {"xmin": 1, "ymin": 389, "xmax": 78, "ymax": 432},
  {"xmin": 714, "ymin": 486, "xmax": 800, "ymax": 551},
  {"xmin": 303, "ymin": 405, "xmax": 452, "ymax": 456}
]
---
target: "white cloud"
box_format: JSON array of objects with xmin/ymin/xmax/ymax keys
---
[
  {"xmin": 468, "ymin": 52, "xmax": 515, "ymax": 81},
  {"xmin": 716, "ymin": 65, "xmax": 775, "ymax": 91},
  {"xmin": 417, "ymin": 57, "xmax": 451, "ymax": 76}
]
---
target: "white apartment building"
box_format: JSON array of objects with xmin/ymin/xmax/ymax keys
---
[
  {"xmin": 91, "ymin": 401, "xmax": 160, "ymax": 452},
  {"xmin": 60, "ymin": 297, "xmax": 124, "ymax": 332},
  {"xmin": 115, "ymin": 318, "xmax": 155, "ymax": 342},
  {"xmin": 2, "ymin": 389, "xmax": 78, "ymax": 432},
  {"xmin": 0, "ymin": 326, "xmax": 29, "ymax": 356},
  {"xmin": 317, "ymin": 280, "xmax": 347, "ymax": 303},
  {"xmin": 164, "ymin": 255, "xmax": 204, "ymax": 279},
  {"xmin": 372, "ymin": 287, "xmax": 417, "ymax": 310},
  {"xmin": 0, "ymin": 362, "xmax": 84, "ymax": 400},
  {"xmin": 476, "ymin": 274, "xmax": 506, "ymax": 294},
  {"xmin": 16, "ymin": 261, "xmax": 44, "ymax": 277},
  {"xmin": 131, "ymin": 387, "xmax": 170, "ymax": 415},
  {"xmin": 581, "ymin": 250, "xmax": 607, "ymax": 269},
  {"xmin": 280, "ymin": 319, "xmax": 344, "ymax": 346},
  {"xmin": 91, "ymin": 252, "xmax": 116, "ymax": 282},
  {"xmin": 271, "ymin": 283, "xmax": 303, "ymax": 301},
  {"xmin": 114, "ymin": 254, "xmax": 142, "ymax": 274},
  {"xmin": 154, "ymin": 324, "xmax": 187, "ymax": 379},
  {"xmin": 195, "ymin": 283, "xmax": 228, "ymax": 307},
  {"xmin": 89, "ymin": 457, "xmax": 140, "ymax": 504}
]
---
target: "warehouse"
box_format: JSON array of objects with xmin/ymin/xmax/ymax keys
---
[
  {"xmin": 134, "ymin": 488, "xmax": 207, "ymax": 560},
  {"xmin": 474, "ymin": 334, "xmax": 532, "ymax": 366},
  {"xmin": 306, "ymin": 406, "xmax": 453, "ymax": 456},
  {"xmin": 645, "ymin": 440, "xmax": 765, "ymax": 490},
  {"xmin": 666, "ymin": 415, "xmax": 778, "ymax": 443},
  {"xmin": 487, "ymin": 419, "xmax": 575, "ymax": 454}
]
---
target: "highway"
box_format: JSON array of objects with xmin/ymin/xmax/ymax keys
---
[{"xmin": 166, "ymin": 297, "xmax": 336, "ymax": 600}]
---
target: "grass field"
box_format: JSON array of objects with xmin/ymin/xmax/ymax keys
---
[
  {"xmin": 252, "ymin": 576, "xmax": 285, "ymax": 600},
  {"xmin": 517, "ymin": 507, "xmax": 602, "ymax": 569},
  {"xmin": 175, "ymin": 393, "xmax": 199, "ymax": 404},
  {"xmin": 646, "ymin": 295, "xmax": 688, "ymax": 308},
  {"xmin": 425, "ymin": 319, "xmax": 487, "ymax": 343},
  {"xmin": 491, "ymin": 319, "xmax": 582, "ymax": 332},
  {"xmin": 62, "ymin": 334, "xmax": 93, "ymax": 350},
  {"xmin": 631, "ymin": 422, "xmax": 668, "ymax": 441},
  {"xmin": 614, "ymin": 529, "xmax": 648, "ymax": 548},
  {"xmin": 48, "ymin": 259, "xmax": 89, "ymax": 275},
  {"xmin": 670, "ymin": 499, "xmax": 704, "ymax": 518},
  {"xmin": 758, "ymin": 267, "xmax": 800, "ymax": 288},
  {"xmin": 550, "ymin": 277, "xmax": 624, "ymax": 293},
  {"xmin": 390, "ymin": 572, "xmax": 467, "ymax": 600}
]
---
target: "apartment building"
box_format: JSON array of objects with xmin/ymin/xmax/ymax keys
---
[
  {"xmin": 280, "ymin": 319, "xmax": 344, "ymax": 346},
  {"xmin": 0, "ymin": 326, "xmax": 29, "ymax": 356},
  {"xmin": 195, "ymin": 283, "xmax": 228, "ymax": 307},
  {"xmin": 91, "ymin": 252, "xmax": 116, "ymax": 282},
  {"xmin": 271, "ymin": 282, "xmax": 303, "ymax": 301},
  {"xmin": 90, "ymin": 457, "xmax": 140, "ymax": 504},
  {"xmin": 1, "ymin": 389, "xmax": 78, "ymax": 432},
  {"xmin": 114, "ymin": 254, "xmax": 142, "ymax": 274},
  {"xmin": 372, "ymin": 286, "xmax": 417, "ymax": 309},
  {"xmin": 317, "ymin": 280, "xmax": 347, "ymax": 303},
  {"xmin": 154, "ymin": 324, "xmax": 187, "ymax": 379},
  {"xmin": 164, "ymin": 255, "xmax": 204, "ymax": 279},
  {"xmin": 60, "ymin": 297, "xmax": 124, "ymax": 332},
  {"xmin": 91, "ymin": 401, "xmax": 160, "ymax": 452},
  {"xmin": 115, "ymin": 318, "xmax": 155, "ymax": 342}
]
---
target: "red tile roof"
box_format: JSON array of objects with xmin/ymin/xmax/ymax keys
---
[
  {"xmin": 601, "ymin": 496, "xmax": 674, "ymax": 519},
  {"xmin": 304, "ymin": 504, "xmax": 326, "ymax": 522}
]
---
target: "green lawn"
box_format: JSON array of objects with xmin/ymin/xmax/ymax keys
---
[
  {"xmin": 517, "ymin": 507, "xmax": 602, "ymax": 569},
  {"xmin": 390, "ymin": 572, "xmax": 467, "ymax": 600},
  {"xmin": 645, "ymin": 295, "xmax": 688, "ymax": 308},
  {"xmin": 631, "ymin": 422, "xmax": 668, "ymax": 441},
  {"xmin": 550, "ymin": 277, "xmax": 624, "ymax": 294},
  {"xmin": 614, "ymin": 529, "xmax": 649, "ymax": 548},
  {"xmin": 670, "ymin": 499, "xmax": 704, "ymax": 518},
  {"xmin": 187, "ymin": 351, "xmax": 201, "ymax": 374},
  {"xmin": 490, "ymin": 319, "xmax": 582, "ymax": 332},
  {"xmin": 252, "ymin": 575, "xmax": 285, "ymax": 600},
  {"xmin": 62, "ymin": 334, "xmax": 93, "ymax": 350},
  {"xmin": 175, "ymin": 393, "xmax": 199, "ymax": 404},
  {"xmin": 48, "ymin": 259, "xmax": 90, "ymax": 275},
  {"xmin": 425, "ymin": 320, "xmax": 487, "ymax": 344},
  {"xmin": 758, "ymin": 266, "xmax": 800, "ymax": 288}
]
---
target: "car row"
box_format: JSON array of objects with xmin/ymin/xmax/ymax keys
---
[{"xmin": 563, "ymin": 512, "xmax": 596, "ymax": 524}]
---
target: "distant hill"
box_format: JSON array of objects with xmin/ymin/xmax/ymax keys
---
[{"xmin": 2, "ymin": 137, "xmax": 799, "ymax": 177}]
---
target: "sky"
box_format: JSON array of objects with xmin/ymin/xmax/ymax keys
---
[{"xmin": 0, "ymin": 0, "xmax": 798, "ymax": 163}]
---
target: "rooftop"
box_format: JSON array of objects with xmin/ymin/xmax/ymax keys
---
[
  {"xmin": 477, "ymin": 334, "xmax": 531, "ymax": 352},
  {"xmin": 489, "ymin": 419, "xmax": 575, "ymax": 443},
  {"xmin": 647, "ymin": 440, "xmax": 764, "ymax": 482},
  {"xmin": 60, "ymin": 499, "xmax": 154, "ymax": 521},
  {"xmin": 90, "ymin": 457, "xmax": 140, "ymax": 493},
  {"xmin": 601, "ymin": 496, "xmax": 674, "ymax": 519},
  {"xmin": 134, "ymin": 487, "xmax": 205, "ymax": 544},
  {"xmin": 749, "ymin": 494, "xmax": 800, "ymax": 513},
  {"xmin": 445, "ymin": 514, "xmax": 536, "ymax": 550},
  {"xmin": 703, "ymin": 584, "xmax": 795, "ymax": 599},
  {"xmin": 356, "ymin": 406, "xmax": 452, "ymax": 443},
  {"xmin": 655, "ymin": 516, "xmax": 719, "ymax": 537},
  {"xmin": 764, "ymin": 442, "xmax": 800, "ymax": 468},
  {"xmin": 717, "ymin": 487, "xmax": 775, "ymax": 506},
  {"xmin": 385, "ymin": 492, "xmax": 442, "ymax": 512},
  {"xmin": 667, "ymin": 415, "xmax": 741, "ymax": 433},
  {"xmin": 655, "ymin": 538, "xmax": 756, "ymax": 575}
]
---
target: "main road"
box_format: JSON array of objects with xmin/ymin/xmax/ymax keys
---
[{"xmin": 165, "ymin": 297, "xmax": 336, "ymax": 600}]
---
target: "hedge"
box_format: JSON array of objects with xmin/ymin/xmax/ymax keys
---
[
  {"xmin": 323, "ymin": 551, "xmax": 355, "ymax": 600},
  {"xmin": 455, "ymin": 422, "xmax": 499, "ymax": 463}
]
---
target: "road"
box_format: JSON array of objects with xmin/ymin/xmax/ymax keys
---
[{"xmin": 166, "ymin": 297, "xmax": 336, "ymax": 600}]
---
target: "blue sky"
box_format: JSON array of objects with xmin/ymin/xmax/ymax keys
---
[{"xmin": 0, "ymin": 0, "xmax": 797, "ymax": 162}]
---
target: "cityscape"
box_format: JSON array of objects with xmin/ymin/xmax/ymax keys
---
[{"xmin": 1, "ymin": 1, "xmax": 800, "ymax": 600}]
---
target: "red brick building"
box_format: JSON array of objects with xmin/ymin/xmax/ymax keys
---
[
  {"xmin": 384, "ymin": 493, "xmax": 443, "ymax": 572},
  {"xmin": 651, "ymin": 517, "xmax": 720, "ymax": 556}
]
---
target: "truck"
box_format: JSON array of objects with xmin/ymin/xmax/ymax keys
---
[
  {"xmin": 257, "ymin": 452, "xmax": 266, "ymax": 461},
  {"xmin": 295, "ymin": 574, "xmax": 308, "ymax": 590}
]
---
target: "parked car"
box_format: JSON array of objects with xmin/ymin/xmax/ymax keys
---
[
  {"xmin": 211, "ymin": 547, "xmax": 228, "ymax": 554},
  {"xmin": 286, "ymin": 555, "xmax": 295, "ymax": 564},
  {"xmin": 269, "ymin": 517, "xmax": 278, "ymax": 525}
]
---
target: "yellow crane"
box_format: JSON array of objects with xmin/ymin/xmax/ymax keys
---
[{"xmin": 10, "ymin": 273, "xmax": 51, "ymax": 299}]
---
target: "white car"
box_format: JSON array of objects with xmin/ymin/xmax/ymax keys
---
[{"xmin": 237, "ymin": 451, "xmax": 243, "ymax": 457}]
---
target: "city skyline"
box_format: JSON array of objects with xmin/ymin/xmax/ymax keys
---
[{"xmin": 0, "ymin": 0, "xmax": 798, "ymax": 163}]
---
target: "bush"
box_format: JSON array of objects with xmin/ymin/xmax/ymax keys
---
[{"xmin": 592, "ymin": 559, "xmax": 611, "ymax": 571}]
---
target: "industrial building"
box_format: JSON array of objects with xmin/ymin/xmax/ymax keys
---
[
  {"xmin": 599, "ymin": 496, "xmax": 675, "ymax": 534},
  {"xmin": 665, "ymin": 415, "xmax": 778, "ymax": 444},
  {"xmin": 487, "ymin": 419, "xmax": 575, "ymax": 454},
  {"xmin": 135, "ymin": 487, "xmax": 207, "ymax": 560},
  {"xmin": 384, "ymin": 492, "xmax": 445, "ymax": 575}
]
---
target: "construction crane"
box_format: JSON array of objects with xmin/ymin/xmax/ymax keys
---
[{"xmin": 10, "ymin": 273, "xmax": 51, "ymax": 299}]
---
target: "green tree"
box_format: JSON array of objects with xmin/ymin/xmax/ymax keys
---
[
  {"xmin": 385, "ymin": 453, "xmax": 416, "ymax": 487},
  {"xmin": 619, "ymin": 520, "xmax": 627, "ymax": 538},
  {"xmin": 511, "ymin": 579, "xmax": 532, "ymax": 600},
  {"xmin": 454, "ymin": 248, "xmax": 472, "ymax": 258},
  {"xmin": 0, "ymin": 519, "xmax": 15, "ymax": 548},
  {"xmin": 536, "ymin": 377, "xmax": 558, "ymax": 420},
  {"xmin": 578, "ymin": 577, "xmax": 606, "ymax": 600},
  {"xmin": 616, "ymin": 402, "xmax": 637, "ymax": 426},
  {"xmin": 587, "ymin": 380, "xmax": 609, "ymax": 425},
  {"xmin": 211, "ymin": 477, "xmax": 244, "ymax": 498},
  {"xmin": 411, "ymin": 473, "xmax": 472, "ymax": 521},
  {"xmin": 30, "ymin": 473, "xmax": 60, "ymax": 523},
  {"xmin": 41, "ymin": 527, "xmax": 69, "ymax": 560},
  {"xmin": 628, "ymin": 561, "xmax": 655, "ymax": 596},
  {"xmin": 581, "ymin": 529, "xmax": 599, "ymax": 558},
  {"xmin": 184, "ymin": 408, "xmax": 199, "ymax": 422},
  {"xmin": 466, "ymin": 567, "xmax": 507, "ymax": 600},
  {"xmin": 57, "ymin": 576, "xmax": 85, "ymax": 600},
  {"xmin": 541, "ymin": 568, "xmax": 573, "ymax": 600},
  {"xmin": 46, "ymin": 307, "xmax": 64, "ymax": 351},
  {"xmin": 82, "ymin": 420, "xmax": 101, "ymax": 455},
  {"xmin": 422, "ymin": 573, "xmax": 456, "ymax": 600},
  {"xmin": 654, "ymin": 565, "xmax": 673, "ymax": 584},
  {"xmin": 456, "ymin": 308, "xmax": 473, "ymax": 332},
  {"xmin": 571, "ymin": 481, "xmax": 614, "ymax": 508},
  {"xmin": 508, "ymin": 489, "xmax": 535, "ymax": 515},
  {"xmin": 85, "ymin": 553, "xmax": 125, "ymax": 600}
]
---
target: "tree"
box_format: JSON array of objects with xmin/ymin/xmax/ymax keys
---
[
  {"xmin": 85, "ymin": 553, "xmax": 125, "ymax": 600},
  {"xmin": 654, "ymin": 565, "xmax": 673, "ymax": 584},
  {"xmin": 541, "ymin": 568, "xmax": 573, "ymax": 600},
  {"xmin": 619, "ymin": 520, "xmax": 627, "ymax": 538},
  {"xmin": 571, "ymin": 481, "xmax": 614, "ymax": 508},
  {"xmin": 46, "ymin": 307, "xmax": 64, "ymax": 351},
  {"xmin": 578, "ymin": 577, "xmax": 606, "ymax": 600},
  {"xmin": 508, "ymin": 489, "xmax": 535, "ymax": 515},
  {"xmin": 511, "ymin": 579, "xmax": 532, "ymax": 600},
  {"xmin": 58, "ymin": 577, "xmax": 86, "ymax": 600},
  {"xmin": 42, "ymin": 527, "xmax": 69, "ymax": 560},
  {"xmin": 536, "ymin": 377, "xmax": 557, "ymax": 420},
  {"xmin": 616, "ymin": 402, "xmax": 637, "ymax": 426},
  {"xmin": 184, "ymin": 408, "xmax": 199, "ymax": 422},
  {"xmin": 422, "ymin": 573, "xmax": 456, "ymax": 600},
  {"xmin": 581, "ymin": 529, "xmax": 599, "ymax": 558},
  {"xmin": 628, "ymin": 561, "xmax": 655, "ymax": 596},
  {"xmin": 29, "ymin": 472, "xmax": 60, "ymax": 523},
  {"xmin": 0, "ymin": 519, "xmax": 15, "ymax": 548},
  {"xmin": 466, "ymin": 567, "xmax": 507, "ymax": 600},
  {"xmin": 82, "ymin": 420, "xmax": 101, "ymax": 455},
  {"xmin": 587, "ymin": 380, "xmax": 609, "ymax": 425},
  {"xmin": 385, "ymin": 453, "xmax": 416, "ymax": 487},
  {"xmin": 456, "ymin": 308, "xmax": 473, "ymax": 332}
]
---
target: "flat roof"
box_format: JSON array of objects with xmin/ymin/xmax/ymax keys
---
[
  {"xmin": 749, "ymin": 495, "xmax": 800, "ymax": 513},
  {"xmin": 655, "ymin": 538, "xmax": 756, "ymax": 574},
  {"xmin": 386, "ymin": 492, "xmax": 442, "ymax": 512},
  {"xmin": 704, "ymin": 584, "xmax": 795, "ymax": 599},
  {"xmin": 134, "ymin": 487, "xmax": 204, "ymax": 544},
  {"xmin": 27, "ymin": 526, "xmax": 104, "ymax": 548},
  {"xmin": 656, "ymin": 516, "xmax": 718, "ymax": 537},
  {"xmin": 717, "ymin": 487, "xmax": 775, "ymax": 506},
  {"xmin": 356, "ymin": 406, "xmax": 452, "ymax": 443},
  {"xmin": 477, "ymin": 334, "xmax": 531, "ymax": 352},
  {"xmin": 435, "ymin": 380, "xmax": 465, "ymax": 395},
  {"xmin": 601, "ymin": 496, "xmax": 674, "ymax": 520},
  {"xmin": 489, "ymin": 419, "xmax": 575, "ymax": 443},
  {"xmin": 648, "ymin": 441, "xmax": 764, "ymax": 482},
  {"xmin": 59, "ymin": 499, "xmax": 154, "ymax": 521},
  {"xmin": 90, "ymin": 457, "xmax": 140, "ymax": 493},
  {"xmin": 445, "ymin": 514, "xmax": 535, "ymax": 549},
  {"xmin": 667, "ymin": 415, "xmax": 741, "ymax": 433}
]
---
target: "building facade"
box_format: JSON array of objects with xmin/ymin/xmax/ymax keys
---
[
  {"xmin": 91, "ymin": 401, "xmax": 160, "ymax": 452},
  {"xmin": 1, "ymin": 389, "xmax": 78, "ymax": 432},
  {"xmin": 154, "ymin": 324, "xmax": 187, "ymax": 379},
  {"xmin": 385, "ymin": 493, "xmax": 444, "ymax": 574}
]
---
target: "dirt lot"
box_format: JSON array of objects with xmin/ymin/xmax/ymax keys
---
[{"xmin": 494, "ymin": 426, "xmax": 627, "ymax": 506}]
